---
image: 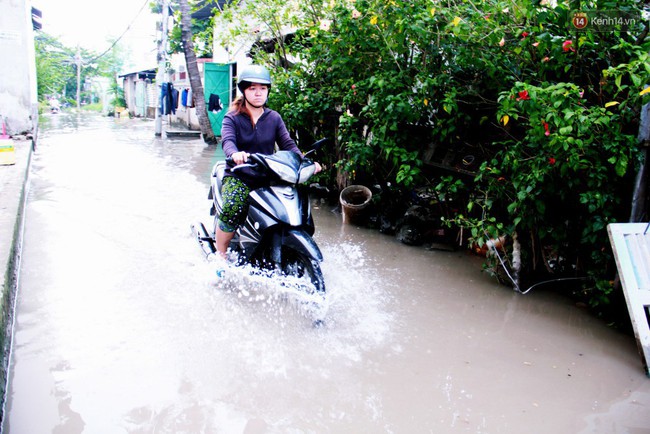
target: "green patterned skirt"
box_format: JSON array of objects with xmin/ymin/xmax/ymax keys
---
[{"xmin": 217, "ymin": 176, "xmax": 251, "ymax": 232}]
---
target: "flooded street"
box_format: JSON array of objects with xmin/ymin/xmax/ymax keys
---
[{"xmin": 4, "ymin": 112, "xmax": 650, "ymax": 433}]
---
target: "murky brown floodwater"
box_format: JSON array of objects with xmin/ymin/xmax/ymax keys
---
[{"xmin": 3, "ymin": 112, "xmax": 650, "ymax": 433}]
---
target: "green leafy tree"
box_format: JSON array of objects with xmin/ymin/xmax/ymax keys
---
[
  {"xmin": 95, "ymin": 40, "xmax": 129, "ymax": 111},
  {"xmin": 34, "ymin": 32, "xmax": 75, "ymax": 102},
  {"xmin": 34, "ymin": 31, "xmax": 127, "ymax": 109},
  {"xmin": 168, "ymin": 1, "xmax": 215, "ymax": 58}
]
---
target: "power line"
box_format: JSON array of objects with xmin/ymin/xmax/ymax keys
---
[{"xmin": 86, "ymin": 0, "xmax": 151, "ymax": 64}]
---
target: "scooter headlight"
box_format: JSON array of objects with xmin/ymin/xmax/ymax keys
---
[{"xmin": 266, "ymin": 159, "xmax": 298, "ymax": 183}]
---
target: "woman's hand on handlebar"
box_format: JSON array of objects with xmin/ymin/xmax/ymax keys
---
[
  {"xmin": 231, "ymin": 151, "xmax": 250, "ymax": 165},
  {"xmin": 314, "ymin": 162, "xmax": 323, "ymax": 174}
]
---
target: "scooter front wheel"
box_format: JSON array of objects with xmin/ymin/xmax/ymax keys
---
[{"xmin": 280, "ymin": 248, "xmax": 326, "ymax": 294}]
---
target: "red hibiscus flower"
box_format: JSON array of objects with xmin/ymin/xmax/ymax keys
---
[{"xmin": 517, "ymin": 90, "xmax": 530, "ymax": 101}]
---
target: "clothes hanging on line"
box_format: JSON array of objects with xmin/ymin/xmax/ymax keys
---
[
  {"xmin": 208, "ymin": 93, "xmax": 223, "ymax": 113},
  {"xmin": 160, "ymin": 82, "xmax": 178, "ymax": 115}
]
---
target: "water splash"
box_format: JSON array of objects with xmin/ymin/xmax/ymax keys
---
[
  {"xmin": 192, "ymin": 235, "xmax": 396, "ymax": 343},
  {"xmin": 204, "ymin": 255, "xmax": 329, "ymax": 325}
]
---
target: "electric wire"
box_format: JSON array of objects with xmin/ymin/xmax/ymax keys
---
[
  {"xmin": 85, "ymin": 0, "xmax": 151, "ymax": 64},
  {"xmin": 483, "ymin": 229, "xmax": 588, "ymax": 295}
]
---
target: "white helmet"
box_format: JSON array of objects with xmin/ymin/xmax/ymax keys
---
[{"xmin": 237, "ymin": 65, "xmax": 271, "ymax": 92}]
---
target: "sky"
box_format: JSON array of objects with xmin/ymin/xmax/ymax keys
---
[{"xmin": 34, "ymin": 0, "xmax": 160, "ymax": 72}]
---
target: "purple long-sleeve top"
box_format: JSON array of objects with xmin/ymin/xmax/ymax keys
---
[{"xmin": 221, "ymin": 108, "xmax": 302, "ymax": 158}]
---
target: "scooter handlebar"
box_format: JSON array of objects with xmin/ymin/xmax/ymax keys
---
[
  {"xmin": 227, "ymin": 138, "xmax": 328, "ymax": 166},
  {"xmin": 226, "ymin": 153, "xmax": 265, "ymax": 172}
]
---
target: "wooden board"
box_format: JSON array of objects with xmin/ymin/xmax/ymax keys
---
[
  {"xmin": 607, "ymin": 222, "xmax": 650, "ymax": 377},
  {"xmin": 165, "ymin": 130, "xmax": 201, "ymax": 138}
]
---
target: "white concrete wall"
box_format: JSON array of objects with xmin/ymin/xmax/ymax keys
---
[
  {"xmin": 0, "ymin": 0, "xmax": 38, "ymax": 136},
  {"xmin": 168, "ymin": 53, "xmax": 207, "ymax": 130},
  {"xmin": 210, "ymin": 1, "xmax": 300, "ymax": 88},
  {"xmin": 211, "ymin": 0, "xmax": 257, "ymax": 76},
  {"xmin": 122, "ymin": 76, "xmax": 137, "ymax": 112}
]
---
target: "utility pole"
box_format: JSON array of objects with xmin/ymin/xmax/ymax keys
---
[{"xmin": 155, "ymin": 0, "xmax": 170, "ymax": 136}]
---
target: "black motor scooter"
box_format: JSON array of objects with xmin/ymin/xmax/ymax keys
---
[{"xmin": 192, "ymin": 139, "xmax": 327, "ymax": 294}]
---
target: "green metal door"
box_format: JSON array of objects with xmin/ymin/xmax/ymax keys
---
[{"xmin": 203, "ymin": 63, "xmax": 232, "ymax": 137}]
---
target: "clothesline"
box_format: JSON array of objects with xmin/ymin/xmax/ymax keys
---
[{"xmin": 160, "ymin": 82, "xmax": 224, "ymax": 116}]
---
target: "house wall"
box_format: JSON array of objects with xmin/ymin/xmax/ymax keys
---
[
  {"xmin": 210, "ymin": 0, "xmax": 299, "ymax": 78},
  {"xmin": 211, "ymin": 0, "xmax": 258, "ymax": 70},
  {"xmin": 146, "ymin": 84, "xmax": 156, "ymax": 118},
  {"xmin": 168, "ymin": 54, "xmax": 213, "ymax": 131},
  {"xmin": 0, "ymin": 0, "xmax": 38, "ymax": 135},
  {"xmin": 121, "ymin": 73, "xmax": 155, "ymax": 119},
  {"xmin": 122, "ymin": 76, "xmax": 137, "ymax": 112},
  {"xmin": 212, "ymin": 25, "xmax": 254, "ymax": 85}
]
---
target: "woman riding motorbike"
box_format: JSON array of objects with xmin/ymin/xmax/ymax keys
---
[{"xmin": 216, "ymin": 64, "xmax": 322, "ymax": 259}]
